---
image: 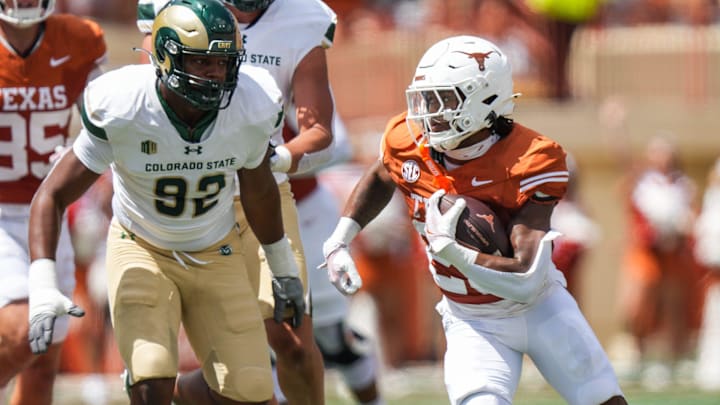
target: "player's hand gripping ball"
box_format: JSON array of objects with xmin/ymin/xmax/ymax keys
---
[{"xmin": 438, "ymin": 194, "xmax": 512, "ymax": 257}]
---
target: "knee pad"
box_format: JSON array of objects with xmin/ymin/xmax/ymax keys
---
[
  {"xmin": 219, "ymin": 366, "xmax": 273, "ymax": 402},
  {"xmin": 314, "ymin": 322, "xmax": 371, "ymax": 366},
  {"xmin": 127, "ymin": 341, "xmax": 177, "ymax": 382},
  {"xmin": 314, "ymin": 322, "xmax": 378, "ymax": 390}
]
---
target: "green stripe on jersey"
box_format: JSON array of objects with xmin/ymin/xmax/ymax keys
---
[
  {"xmin": 79, "ymin": 96, "xmax": 108, "ymax": 140},
  {"xmin": 274, "ymin": 110, "xmax": 284, "ymax": 128},
  {"xmin": 156, "ymin": 85, "xmax": 217, "ymax": 143},
  {"xmin": 324, "ymin": 22, "xmax": 336, "ymax": 43}
]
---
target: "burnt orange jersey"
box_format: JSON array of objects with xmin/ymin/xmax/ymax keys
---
[
  {"xmin": 0, "ymin": 14, "xmax": 106, "ymax": 203},
  {"xmin": 381, "ymin": 111, "xmax": 568, "ymax": 305}
]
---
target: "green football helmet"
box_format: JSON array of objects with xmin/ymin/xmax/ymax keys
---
[
  {"xmin": 152, "ymin": 0, "xmax": 243, "ymax": 110},
  {"xmin": 223, "ymin": 0, "xmax": 274, "ymax": 12}
]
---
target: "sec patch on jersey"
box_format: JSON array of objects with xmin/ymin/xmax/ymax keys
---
[{"xmin": 439, "ymin": 194, "xmax": 512, "ymax": 257}]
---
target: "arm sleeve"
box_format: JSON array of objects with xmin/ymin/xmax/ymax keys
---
[{"xmin": 438, "ymin": 231, "xmax": 562, "ymax": 303}]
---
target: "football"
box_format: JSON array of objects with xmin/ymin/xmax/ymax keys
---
[{"xmin": 438, "ymin": 194, "xmax": 512, "ymax": 257}]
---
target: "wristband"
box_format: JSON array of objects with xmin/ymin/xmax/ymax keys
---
[
  {"xmin": 271, "ymin": 145, "xmax": 292, "ymax": 173},
  {"xmin": 262, "ymin": 236, "xmax": 299, "ymax": 278},
  {"xmin": 328, "ymin": 217, "xmax": 361, "ymax": 245},
  {"xmin": 28, "ymin": 258, "xmax": 59, "ymax": 292}
]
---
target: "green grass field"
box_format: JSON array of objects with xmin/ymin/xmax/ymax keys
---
[
  {"xmin": 326, "ymin": 387, "xmax": 720, "ymax": 405},
  {"xmin": 327, "ymin": 388, "xmax": 720, "ymax": 405},
  {"xmin": 321, "ymin": 366, "xmax": 720, "ymax": 405},
  {"xmin": 35, "ymin": 364, "xmax": 720, "ymax": 404}
]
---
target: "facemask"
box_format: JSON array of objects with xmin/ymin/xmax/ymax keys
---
[{"xmin": 444, "ymin": 134, "xmax": 500, "ymax": 161}]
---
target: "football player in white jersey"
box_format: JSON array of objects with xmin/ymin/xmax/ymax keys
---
[
  {"xmin": 138, "ymin": 0, "xmax": 384, "ymax": 404},
  {"xmin": 26, "ymin": 1, "xmax": 304, "ymax": 404},
  {"xmin": 280, "ymin": 116, "xmax": 384, "ymax": 405},
  {"xmin": 0, "ymin": 1, "xmax": 106, "ymax": 404}
]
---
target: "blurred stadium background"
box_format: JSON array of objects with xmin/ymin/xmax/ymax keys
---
[{"xmin": 13, "ymin": 0, "xmax": 720, "ymax": 403}]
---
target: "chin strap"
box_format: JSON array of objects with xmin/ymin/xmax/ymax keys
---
[
  {"xmin": 444, "ymin": 133, "xmax": 500, "ymax": 161},
  {"xmin": 418, "ymin": 142, "xmax": 456, "ymax": 193}
]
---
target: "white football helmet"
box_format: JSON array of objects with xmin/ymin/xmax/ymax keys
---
[
  {"xmin": 406, "ymin": 35, "xmax": 518, "ymax": 152},
  {"xmin": 0, "ymin": 0, "xmax": 55, "ymax": 28}
]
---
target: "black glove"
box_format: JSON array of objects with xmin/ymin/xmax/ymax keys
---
[{"xmin": 271, "ymin": 276, "xmax": 305, "ymax": 328}]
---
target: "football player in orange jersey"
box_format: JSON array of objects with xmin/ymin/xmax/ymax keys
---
[
  {"xmin": 322, "ymin": 36, "xmax": 627, "ymax": 405},
  {"xmin": 0, "ymin": 1, "xmax": 106, "ymax": 404}
]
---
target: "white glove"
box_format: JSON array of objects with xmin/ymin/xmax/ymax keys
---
[
  {"xmin": 270, "ymin": 144, "xmax": 292, "ymax": 173},
  {"xmin": 28, "ymin": 259, "xmax": 85, "ymax": 354},
  {"xmin": 424, "ymin": 189, "xmax": 466, "ymax": 255},
  {"xmin": 320, "ymin": 240, "xmax": 362, "ymax": 295}
]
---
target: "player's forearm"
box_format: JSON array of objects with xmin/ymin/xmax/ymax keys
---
[
  {"xmin": 244, "ymin": 191, "xmax": 284, "ymax": 244},
  {"xmin": 239, "ymin": 165, "xmax": 285, "ymax": 244},
  {"xmin": 343, "ymin": 161, "xmax": 396, "ymax": 228},
  {"xmin": 469, "ymin": 200, "xmax": 553, "ymax": 273},
  {"xmin": 283, "ymin": 124, "xmax": 333, "ymax": 173},
  {"xmin": 440, "ymin": 231, "xmax": 560, "ymax": 303},
  {"xmin": 462, "ymin": 226, "xmax": 544, "ymax": 273},
  {"xmin": 29, "ymin": 152, "xmax": 99, "ymax": 260},
  {"xmin": 29, "ymin": 189, "xmax": 65, "ymax": 261}
]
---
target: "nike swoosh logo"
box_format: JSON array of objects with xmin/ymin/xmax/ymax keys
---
[
  {"xmin": 471, "ymin": 177, "xmax": 493, "ymax": 187},
  {"xmin": 50, "ymin": 55, "xmax": 71, "ymax": 67}
]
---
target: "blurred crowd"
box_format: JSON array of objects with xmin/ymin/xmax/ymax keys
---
[{"xmin": 56, "ymin": 0, "xmax": 720, "ymax": 100}]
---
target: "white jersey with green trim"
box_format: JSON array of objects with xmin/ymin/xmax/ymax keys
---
[
  {"xmin": 72, "ymin": 63, "xmax": 283, "ymax": 251},
  {"xmin": 137, "ymin": 0, "xmax": 337, "ymax": 183}
]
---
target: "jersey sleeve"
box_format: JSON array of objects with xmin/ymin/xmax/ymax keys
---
[
  {"xmin": 57, "ymin": 15, "xmax": 107, "ymax": 68},
  {"xmin": 72, "ymin": 129, "xmax": 113, "ymax": 174},
  {"xmin": 283, "ymin": 0, "xmax": 336, "ymax": 73},
  {"xmin": 515, "ymin": 139, "xmax": 569, "ymax": 202},
  {"xmin": 317, "ymin": 7, "xmax": 336, "ymax": 49},
  {"xmin": 246, "ymin": 110, "xmax": 283, "ymax": 169},
  {"xmin": 235, "ymin": 66, "xmax": 284, "ymax": 169},
  {"xmin": 52, "ymin": 15, "xmax": 108, "ymax": 92},
  {"xmin": 79, "ymin": 18, "xmax": 107, "ymax": 66},
  {"xmin": 79, "ymin": 88, "xmax": 108, "ymax": 141},
  {"xmin": 77, "ymin": 67, "xmax": 143, "ymax": 141}
]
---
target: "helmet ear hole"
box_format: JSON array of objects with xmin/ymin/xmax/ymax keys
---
[{"xmin": 483, "ymin": 95, "xmax": 498, "ymax": 105}]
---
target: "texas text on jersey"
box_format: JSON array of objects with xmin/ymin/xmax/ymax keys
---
[{"xmin": 0, "ymin": 14, "xmax": 106, "ymax": 203}]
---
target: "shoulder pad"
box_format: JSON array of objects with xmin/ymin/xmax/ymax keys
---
[
  {"xmin": 382, "ymin": 111, "xmax": 419, "ymax": 151},
  {"xmin": 81, "ymin": 65, "xmax": 154, "ymax": 135},
  {"xmin": 47, "ymin": 14, "xmax": 107, "ymax": 65}
]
